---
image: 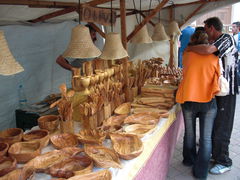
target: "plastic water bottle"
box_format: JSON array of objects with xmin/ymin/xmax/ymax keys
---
[{"xmin": 18, "ymin": 85, "xmax": 28, "ymax": 109}]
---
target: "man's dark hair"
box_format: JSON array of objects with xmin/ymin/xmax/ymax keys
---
[
  {"xmin": 85, "ymin": 23, "xmax": 96, "ymax": 33},
  {"xmin": 204, "ymin": 17, "xmax": 223, "ymax": 32},
  {"xmin": 195, "ymin": 26, "xmax": 205, "ymax": 33},
  {"xmin": 233, "ymin": 21, "xmax": 240, "ymax": 27}
]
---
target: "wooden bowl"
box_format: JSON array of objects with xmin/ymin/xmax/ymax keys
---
[
  {"xmin": 0, "ymin": 128, "xmax": 23, "ymax": 145},
  {"xmin": 114, "ymin": 102, "xmax": 131, "ymax": 115},
  {"xmin": 124, "ymin": 124, "xmax": 156, "ymax": 138},
  {"xmin": 67, "ymin": 169, "xmax": 111, "ymax": 180},
  {"xmin": 84, "ymin": 144, "xmax": 121, "ymax": 169},
  {"xmin": 38, "ymin": 115, "xmax": 59, "ymax": 132},
  {"xmin": 0, "ymin": 142, "xmax": 9, "ymax": 156},
  {"xmin": 48, "ymin": 151, "xmax": 93, "ymax": 178},
  {"xmin": 23, "ymin": 129, "xmax": 49, "ymax": 148},
  {"xmin": 24, "ymin": 150, "xmax": 71, "ymax": 173},
  {"xmin": 76, "ymin": 129, "xmax": 106, "ymax": 145},
  {"xmin": 0, "ymin": 167, "xmax": 34, "ymax": 180},
  {"xmin": 110, "ymin": 133, "xmax": 143, "ymax": 160},
  {"xmin": 8, "ymin": 141, "xmax": 41, "ymax": 163},
  {"xmin": 124, "ymin": 112, "xmax": 160, "ymax": 125},
  {"xmin": 102, "ymin": 114, "xmax": 127, "ymax": 127},
  {"xmin": 50, "ymin": 133, "xmax": 78, "ymax": 149},
  {"xmin": 0, "ymin": 156, "xmax": 17, "ymax": 177}
]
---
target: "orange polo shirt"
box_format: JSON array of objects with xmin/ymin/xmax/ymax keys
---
[{"xmin": 176, "ymin": 51, "xmax": 220, "ymax": 104}]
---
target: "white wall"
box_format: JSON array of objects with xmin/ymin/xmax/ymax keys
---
[{"xmin": 0, "ymin": 21, "xmax": 104, "ymax": 130}]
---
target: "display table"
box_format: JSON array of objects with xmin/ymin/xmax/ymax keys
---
[{"xmin": 26, "ymin": 104, "xmax": 184, "ymax": 180}]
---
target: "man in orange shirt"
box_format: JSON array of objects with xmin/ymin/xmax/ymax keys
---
[{"xmin": 186, "ymin": 17, "xmax": 239, "ymax": 175}]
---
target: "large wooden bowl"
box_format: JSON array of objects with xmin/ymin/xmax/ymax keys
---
[
  {"xmin": 48, "ymin": 152, "xmax": 93, "ymax": 178},
  {"xmin": 124, "ymin": 124, "xmax": 156, "ymax": 138},
  {"xmin": 0, "ymin": 167, "xmax": 33, "ymax": 180},
  {"xmin": 0, "ymin": 156, "xmax": 17, "ymax": 177},
  {"xmin": 124, "ymin": 112, "xmax": 161, "ymax": 125},
  {"xmin": 0, "ymin": 128, "xmax": 23, "ymax": 145},
  {"xmin": 8, "ymin": 141, "xmax": 41, "ymax": 163},
  {"xmin": 38, "ymin": 115, "xmax": 59, "ymax": 132},
  {"xmin": 110, "ymin": 133, "xmax": 143, "ymax": 160},
  {"xmin": 114, "ymin": 102, "xmax": 131, "ymax": 115},
  {"xmin": 24, "ymin": 150, "xmax": 71, "ymax": 173},
  {"xmin": 67, "ymin": 169, "xmax": 112, "ymax": 180},
  {"xmin": 50, "ymin": 133, "xmax": 78, "ymax": 149},
  {"xmin": 76, "ymin": 129, "xmax": 106, "ymax": 145},
  {"xmin": 23, "ymin": 129, "xmax": 49, "ymax": 148},
  {"xmin": 84, "ymin": 144, "xmax": 121, "ymax": 169},
  {"xmin": 0, "ymin": 142, "xmax": 9, "ymax": 156}
]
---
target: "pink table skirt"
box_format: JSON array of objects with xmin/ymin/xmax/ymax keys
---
[{"xmin": 135, "ymin": 111, "xmax": 184, "ymax": 180}]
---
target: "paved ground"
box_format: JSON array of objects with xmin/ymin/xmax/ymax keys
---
[{"xmin": 167, "ymin": 95, "xmax": 240, "ymax": 180}]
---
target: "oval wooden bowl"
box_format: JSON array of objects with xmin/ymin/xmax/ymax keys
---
[
  {"xmin": 0, "ymin": 128, "xmax": 23, "ymax": 145},
  {"xmin": 76, "ymin": 129, "xmax": 106, "ymax": 145},
  {"xmin": 84, "ymin": 144, "xmax": 121, "ymax": 169},
  {"xmin": 67, "ymin": 169, "xmax": 111, "ymax": 180},
  {"xmin": 8, "ymin": 141, "xmax": 41, "ymax": 163},
  {"xmin": 38, "ymin": 115, "xmax": 59, "ymax": 132},
  {"xmin": 23, "ymin": 129, "xmax": 49, "ymax": 148},
  {"xmin": 114, "ymin": 102, "xmax": 131, "ymax": 115},
  {"xmin": 102, "ymin": 114, "xmax": 127, "ymax": 127},
  {"xmin": 0, "ymin": 142, "xmax": 9, "ymax": 156},
  {"xmin": 110, "ymin": 133, "xmax": 143, "ymax": 160},
  {"xmin": 0, "ymin": 156, "xmax": 17, "ymax": 177},
  {"xmin": 0, "ymin": 167, "xmax": 34, "ymax": 180},
  {"xmin": 124, "ymin": 112, "xmax": 160, "ymax": 125},
  {"xmin": 24, "ymin": 150, "xmax": 71, "ymax": 173},
  {"xmin": 124, "ymin": 124, "xmax": 156, "ymax": 138},
  {"xmin": 50, "ymin": 133, "xmax": 78, "ymax": 149},
  {"xmin": 48, "ymin": 152, "xmax": 93, "ymax": 178}
]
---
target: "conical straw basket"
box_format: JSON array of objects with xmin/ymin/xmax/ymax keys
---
[
  {"xmin": 130, "ymin": 25, "xmax": 152, "ymax": 44},
  {"xmin": 152, "ymin": 23, "xmax": 170, "ymax": 41},
  {"xmin": 63, "ymin": 25, "xmax": 101, "ymax": 59},
  {"xmin": 0, "ymin": 31, "xmax": 24, "ymax": 76},
  {"xmin": 99, "ymin": 32, "xmax": 128, "ymax": 60},
  {"xmin": 167, "ymin": 21, "xmax": 181, "ymax": 36}
]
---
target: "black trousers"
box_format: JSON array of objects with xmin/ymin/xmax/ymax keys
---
[{"xmin": 212, "ymin": 94, "xmax": 236, "ymax": 167}]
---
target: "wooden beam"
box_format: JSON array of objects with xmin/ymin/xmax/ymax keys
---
[
  {"xmin": 139, "ymin": 12, "xmax": 155, "ymax": 27},
  {"xmin": 88, "ymin": 22, "xmax": 106, "ymax": 38},
  {"xmin": 0, "ymin": 0, "xmax": 76, "ymax": 8},
  {"xmin": 120, "ymin": 0, "xmax": 127, "ymax": 49},
  {"xmin": 28, "ymin": 7, "xmax": 77, "ymax": 23},
  {"xmin": 127, "ymin": 0, "xmax": 169, "ymax": 42},
  {"xmin": 179, "ymin": 3, "xmax": 206, "ymax": 27},
  {"xmin": 116, "ymin": 10, "xmax": 138, "ymax": 18},
  {"xmin": 86, "ymin": 0, "xmax": 114, "ymax": 7}
]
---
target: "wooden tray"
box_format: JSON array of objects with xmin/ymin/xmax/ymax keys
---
[
  {"xmin": 23, "ymin": 129, "xmax": 49, "ymax": 148},
  {"xmin": 0, "ymin": 156, "xmax": 17, "ymax": 177},
  {"xmin": 0, "ymin": 142, "xmax": 9, "ymax": 156},
  {"xmin": 124, "ymin": 112, "xmax": 160, "ymax": 125},
  {"xmin": 67, "ymin": 169, "xmax": 111, "ymax": 180},
  {"xmin": 110, "ymin": 133, "xmax": 143, "ymax": 160},
  {"xmin": 124, "ymin": 124, "xmax": 156, "ymax": 138},
  {"xmin": 50, "ymin": 133, "xmax": 78, "ymax": 149},
  {"xmin": 38, "ymin": 115, "xmax": 59, "ymax": 132},
  {"xmin": 84, "ymin": 144, "xmax": 121, "ymax": 169},
  {"xmin": 8, "ymin": 141, "xmax": 41, "ymax": 163},
  {"xmin": 0, "ymin": 128, "xmax": 23, "ymax": 145}
]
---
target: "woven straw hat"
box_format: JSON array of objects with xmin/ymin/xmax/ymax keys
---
[
  {"xmin": 130, "ymin": 25, "xmax": 152, "ymax": 44},
  {"xmin": 63, "ymin": 24, "xmax": 101, "ymax": 59},
  {"xmin": 167, "ymin": 21, "xmax": 181, "ymax": 36},
  {"xmin": 99, "ymin": 32, "xmax": 128, "ymax": 60},
  {"xmin": 0, "ymin": 31, "xmax": 24, "ymax": 76},
  {"xmin": 152, "ymin": 23, "xmax": 170, "ymax": 41}
]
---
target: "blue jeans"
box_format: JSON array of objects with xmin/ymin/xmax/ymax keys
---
[{"xmin": 181, "ymin": 99, "xmax": 217, "ymax": 178}]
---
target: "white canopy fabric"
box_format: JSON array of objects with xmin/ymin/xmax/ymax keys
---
[{"xmin": 0, "ymin": 0, "xmax": 239, "ymax": 130}]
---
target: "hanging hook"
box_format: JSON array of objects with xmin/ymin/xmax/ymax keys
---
[{"xmin": 132, "ymin": 0, "xmax": 139, "ymax": 24}]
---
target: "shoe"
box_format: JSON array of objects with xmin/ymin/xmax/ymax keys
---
[{"xmin": 209, "ymin": 164, "xmax": 231, "ymax": 174}]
